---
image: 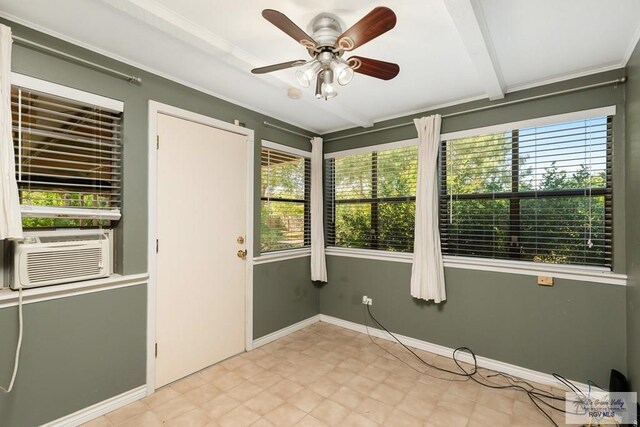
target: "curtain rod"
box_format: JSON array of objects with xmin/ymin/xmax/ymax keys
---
[
  {"xmin": 324, "ymin": 77, "xmax": 627, "ymax": 142},
  {"xmin": 12, "ymin": 36, "xmax": 142, "ymax": 84},
  {"xmin": 263, "ymin": 121, "xmax": 314, "ymax": 139}
]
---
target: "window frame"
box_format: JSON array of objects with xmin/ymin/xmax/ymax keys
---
[
  {"xmin": 10, "ymin": 72, "xmax": 124, "ymax": 227},
  {"xmin": 440, "ymin": 109, "xmax": 614, "ymax": 268},
  {"xmin": 325, "ymin": 138, "xmax": 418, "ymax": 252},
  {"xmin": 323, "ymin": 108, "xmax": 626, "ymax": 285},
  {"xmin": 258, "ymin": 140, "xmax": 311, "ymax": 257}
]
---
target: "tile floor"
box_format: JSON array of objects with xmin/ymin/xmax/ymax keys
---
[{"xmin": 84, "ymin": 322, "xmax": 573, "ymax": 426}]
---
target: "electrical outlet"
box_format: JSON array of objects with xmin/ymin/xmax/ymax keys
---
[
  {"xmin": 366, "ymin": 297, "xmax": 373, "ymax": 306},
  {"xmin": 361, "ymin": 296, "xmax": 373, "ymax": 305}
]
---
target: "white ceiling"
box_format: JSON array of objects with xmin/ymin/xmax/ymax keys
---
[{"xmin": 1, "ymin": 0, "xmax": 639, "ymax": 134}]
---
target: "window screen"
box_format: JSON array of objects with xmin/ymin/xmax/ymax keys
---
[
  {"xmin": 326, "ymin": 144, "xmax": 418, "ymax": 252},
  {"xmin": 261, "ymin": 146, "xmax": 311, "ymax": 252},
  {"xmin": 11, "ymin": 85, "xmax": 123, "ymax": 228},
  {"xmin": 440, "ymin": 116, "xmax": 612, "ymax": 267}
]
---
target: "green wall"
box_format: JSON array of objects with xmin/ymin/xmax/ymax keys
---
[
  {"xmin": 321, "ymin": 257, "xmax": 626, "ymax": 385},
  {"xmin": 253, "ymin": 257, "xmax": 319, "ymax": 339},
  {"xmin": 0, "ymin": 286, "xmax": 147, "ymax": 427},
  {"xmin": 320, "ymin": 69, "xmax": 628, "ymax": 386},
  {"xmin": 625, "ymin": 40, "xmax": 640, "ymax": 390},
  {"xmin": 0, "ymin": 19, "xmax": 318, "ymax": 426}
]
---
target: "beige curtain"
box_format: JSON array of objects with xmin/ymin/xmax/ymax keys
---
[
  {"xmin": 310, "ymin": 137, "xmax": 327, "ymax": 282},
  {"xmin": 0, "ymin": 24, "xmax": 22, "ymax": 240},
  {"xmin": 410, "ymin": 115, "xmax": 446, "ymax": 302}
]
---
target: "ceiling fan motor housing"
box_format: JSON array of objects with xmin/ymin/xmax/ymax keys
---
[{"xmin": 309, "ymin": 14, "xmax": 343, "ymax": 48}]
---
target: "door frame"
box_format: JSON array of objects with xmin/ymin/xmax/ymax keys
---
[{"xmin": 146, "ymin": 101, "xmax": 255, "ymax": 395}]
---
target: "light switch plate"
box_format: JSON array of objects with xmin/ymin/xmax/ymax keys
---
[{"xmin": 538, "ymin": 276, "xmax": 554, "ymax": 286}]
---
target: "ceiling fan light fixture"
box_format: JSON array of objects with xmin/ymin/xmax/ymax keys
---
[
  {"xmin": 321, "ymin": 69, "xmax": 337, "ymax": 99},
  {"xmin": 315, "ymin": 72, "xmax": 323, "ymax": 99},
  {"xmin": 295, "ymin": 60, "xmax": 321, "ymax": 88},
  {"xmin": 331, "ymin": 58, "xmax": 354, "ymax": 86}
]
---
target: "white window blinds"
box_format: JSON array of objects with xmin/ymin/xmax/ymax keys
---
[
  {"xmin": 325, "ymin": 144, "xmax": 418, "ymax": 252},
  {"xmin": 440, "ymin": 115, "xmax": 613, "ymax": 267},
  {"xmin": 261, "ymin": 144, "xmax": 311, "ymax": 252},
  {"xmin": 11, "ymin": 84, "xmax": 123, "ymax": 228}
]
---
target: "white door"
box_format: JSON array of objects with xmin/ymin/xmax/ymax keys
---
[{"xmin": 156, "ymin": 113, "xmax": 247, "ymax": 388}]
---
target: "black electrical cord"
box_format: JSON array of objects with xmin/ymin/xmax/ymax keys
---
[{"xmin": 363, "ymin": 304, "xmax": 593, "ymax": 427}]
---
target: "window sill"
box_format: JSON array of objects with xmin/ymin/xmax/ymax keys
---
[
  {"xmin": 0, "ymin": 273, "xmax": 149, "ymax": 308},
  {"xmin": 325, "ymin": 248, "xmax": 627, "ymax": 286},
  {"xmin": 253, "ymin": 248, "xmax": 311, "ymax": 265}
]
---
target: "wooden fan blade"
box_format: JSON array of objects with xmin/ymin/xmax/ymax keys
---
[
  {"xmin": 262, "ymin": 9, "xmax": 317, "ymax": 50},
  {"xmin": 347, "ymin": 56, "xmax": 399, "ymax": 80},
  {"xmin": 336, "ymin": 7, "xmax": 396, "ymax": 51},
  {"xmin": 251, "ymin": 60, "xmax": 307, "ymax": 74}
]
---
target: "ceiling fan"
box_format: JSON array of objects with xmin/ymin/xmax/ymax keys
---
[{"xmin": 251, "ymin": 7, "xmax": 399, "ymax": 100}]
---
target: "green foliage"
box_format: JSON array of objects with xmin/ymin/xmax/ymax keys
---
[
  {"xmin": 21, "ymin": 191, "xmax": 110, "ymax": 228},
  {"xmin": 331, "ymin": 132, "xmax": 609, "ymax": 266}
]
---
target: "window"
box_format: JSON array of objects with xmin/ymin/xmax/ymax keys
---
[
  {"xmin": 260, "ymin": 142, "xmax": 310, "ymax": 252},
  {"xmin": 325, "ymin": 142, "xmax": 418, "ymax": 252},
  {"xmin": 11, "ymin": 76, "xmax": 123, "ymax": 228},
  {"xmin": 440, "ymin": 114, "xmax": 613, "ymax": 268}
]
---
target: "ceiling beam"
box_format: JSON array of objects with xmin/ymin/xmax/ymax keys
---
[
  {"xmin": 443, "ymin": 0, "xmax": 505, "ymax": 100},
  {"xmin": 101, "ymin": 0, "xmax": 374, "ymax": 128}
]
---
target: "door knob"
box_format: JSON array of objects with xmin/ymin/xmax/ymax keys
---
[{"xmin": 237, "ymin": 249, "xmax": 247, "ymax": 259}]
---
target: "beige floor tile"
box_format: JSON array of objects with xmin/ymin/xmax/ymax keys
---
[
  {"xmin": 155, "ymin": 395, "xmax": 198, "ymax": 421},
  {"xmin": 308, "ymin": 376, "xmax": 341, "ymax": 398},
  {"xmin": 171, "ymin": 374, "xmax": 207, "ymax": 394},
  {"xmin": 309, "ymin": 399, "xmax": 350, "ymax": 425},
  {"xmin": 447, "ymin": 380, "xmax": 482, "ymax": 401},
  {"xmin": 346, "ymin": 375, "xmax": 379, "ymax": 395},
  {"xmin": 475, "ymin": 388, "xmax": 514, "ymax": 415},
  {"xmin": 105, "ymin": 401, "xmax": 148, "ymax": 425},
  {"xmin": 142, "ymin": 386, "xmax": 183, "ymax": 410},
  {"xmin": 200, "ymin": 394, "xmax": 242, "ymax": 419},
  {"xmin": 234, "ymin": 362, "xmax": 267, "ymax": 380},
  {"xmin": 96, "ymin": 322, "xmax": 578, "ymax": 427},
  {"xmin": 250, "ymin": 417, "xmax": 276, "ymax": 427},
  {"xmin": 386, "ymin": 408, "xmax": 422, "ymax": 426},
  {"xmin": 294, "ymin": 414, "xmax": 328, "ymax": 427},
  {"xmin": 117, "ymin": 411, "xmax": 163, "ymax": 427},
  {"xmin": 164, "ymin": 408, "xmax": 212, "ymax": 427},
  {"xmin": 217, "ymin": 405, "xmax": 260, "ymax": 427},
  {"xmin": 248, "ymin": 371, "xmax": 285, "ymax": 389},
  {"xmin": 369, "ymin": 382, "xmax": 406, "ymax": 405},
  {"xmin": 328, "ymin": 385, "xmax": 364, "ymax": 410},
  {"xmin": 396, "ymin": 394, "xmax": 435, "ymax": 420},
  {"xmin": 269, "ymin": 379, "xmax": 304, "ymax": 400},
  {"xmin": 428, "ymin": 407, "xmax": 470, "ymax": 427},
  {"xmin": 287, "ymin": 388, "xmax": 324, "ymax": 413},
  {"xmin": 227, "ymin": 381, "xmax": 264, "ymax": 402},
  {"xmin": 198, "ymin": 365, "xmax": 229, "ymax": 382},
  {"xmin": 210, "ymin": 372, "xmax": 245, "ymax": 391},
  {"xmin": 81, "ymin": 416, "xmax": 112, "ymax": 426},
  {"xmin": 244, "ymin": 390, "xmax": 286, "ymax": 415},
  {"xmin": 437, "ymin": 389, "xmax": 476, "ymax": 418},
  {"xmin": 263, "ymin": 403, "xmax": 307, "ymax": 426},
  {"xmin": 340, "ymin": 411, "xmax": 380, "ymax": 427},
  {"xmin": 468, "ymin": 404, "xmax": 512, "ymax": 426},
  {"xmin": 184, "ymin": 383, "xmax": 224, "ymax": 405},
  {"xmin": 353, "ymin": 397, "xmax": 394, "ymax": 424}
]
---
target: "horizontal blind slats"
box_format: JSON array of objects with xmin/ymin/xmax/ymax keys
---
[{"xmin": 12, "ymin": 85, "xmax": 123, "ymax": 223}]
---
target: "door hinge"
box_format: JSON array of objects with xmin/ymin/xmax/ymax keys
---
[
  {"xmin": 156, "ymin": 239, "xmax": 159, "ymax": 253},
  {"xmin": 155, "ymin": 343, "xmax": 158, "ymax": 358},
  {"xmin": 156, "ymin": 135, "xmax": 159, "ymax": 149}
]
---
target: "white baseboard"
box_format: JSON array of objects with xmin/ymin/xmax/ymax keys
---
[
  {"xmin": 42, "ymin": 385, "xmax": 147, "ymax": 427},
  {"xmin": 252, "ymin": 314, "xmax": 321, "ymax": 348},
  {"xmin": 318, "ymin": 314, "xmax": 591, "ymax": 393}
]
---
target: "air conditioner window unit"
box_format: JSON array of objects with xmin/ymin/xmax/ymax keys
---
[{"xmin": 10, "ymin": 229, "xmax": 113, "ymax": 290}]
